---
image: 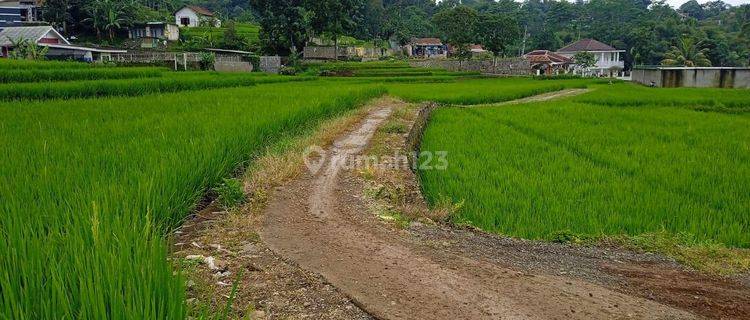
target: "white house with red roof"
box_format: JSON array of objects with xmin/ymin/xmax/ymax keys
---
[
  {"xmin": 174, "ymin": 5, "xmax": 221, "ymax": 28},
  {"xmin": 556, "ymin": 38, "xmax": 625, "ymax": 77}
]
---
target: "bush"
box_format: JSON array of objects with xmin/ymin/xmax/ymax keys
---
[
  {"xmin": 214, "ymin": 178, "xmax": 246, "ymax": 209},
  {"xmin": 279, "ymin": 66, "xmax": 298, "ymax": 75},
  {"xmin": 199, "ymin": 52, "xmax": 216, "ymax": 71}
]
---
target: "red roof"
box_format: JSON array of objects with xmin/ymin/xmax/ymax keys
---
[
  {"xmin": 525, "ymin": 50, "xmax": 572, "ymax": 64},
  {"xmin": 557, "ymin": 39, "xmax": 618, "ymax": 53},
  {"xmin": 185, "ymin": 5, "xmax": 214, "ymax": 17},
  {"xmin": 411, "ymin": 38, "xmax": 443, "ymax": 46},
  {"xmin": 469, "ymin": 44, "xmax": 485, "ymax": 51}
]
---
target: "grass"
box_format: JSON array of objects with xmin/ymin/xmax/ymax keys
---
[
  {"xmin": 0, "ymin": 67, "xmax": 164, "ymax": 83},
  {"xmin": 0, "ymin": 58, "xmax": 105, "ymax": 69},
  {"xmin": 180, "ymin": 23, "xmax": 260, "ymax": 47},
  {"xmin": 0, "ymin": 81, "xmax": 384, "ymax": 319},
  {"xmin": 388, "ymin": 77, "xmax": 599, "ymax": 105},
  {"xmin": 2, "ymin": 57, "xmax": 749, "ymax": 318},
  {"xmin": 308, "ymin": 60, "xmax": 411, "ymax": 71},
  {"xmin": 418, "ymin": 90, "xmax": 750, "ymax": 248},
  {"xmin": 575, "ymin": 82, "xmax": 750, "ymax": 113},
  {"xmin": 0, "ymin": 73, "xmax": 310, "ymax": 101}
]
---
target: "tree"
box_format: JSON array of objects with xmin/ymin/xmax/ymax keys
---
[
  {"xmin": 7, "ymin": 38, "xmax": 49, "ymax": 60},
  {"xmin": 384, "ymin": 5, "xmax": 434, "ymax": 45},
  {"xmin": 82, "ymin": 0, "xmax": 134, "ymax": 40},
  {"xmin": 679, "ymin": 0, "xmax": 705, "ymax": 20},
  {"xmin": 42, "ymin": 0, "xmax": 74, "ymax": 35},
  {"xmin": 357, "ymin": 0, "xmax": 386, "ymax": 41},
  {"xmin": 661, "ymin": 37, "xmax": 712, "ymax": 67},
  {"xmin": 432, "ymin": 5, "xmax": 479, "ymax": 58},
  {"xmin": 476, "ymin": 13, "xmax": 519, "ymax": 57},
  {"xmin": 249, "ymin": 0, "xmax": 308, "ymax": 55},
  {"xmin": 573, "ymin": 51, "xmax": 597, "ymax": 75},
  {"xmin": 702, "ymin": 0, "xmax": 729, "ymax": 19},
  {"xmin": 223, "ymin": 21, "xmax": 242, "ymax": 49},
  {"xmin": 303, "ymin": 0, "xmax": 365, "ymax": 60}
]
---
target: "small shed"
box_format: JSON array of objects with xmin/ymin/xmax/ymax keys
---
[
  {"xmin": 406, "ymin": 38, "xmax": 447, "ymax": 59},
  {"xmin": 129, "ymin": 22, "xmax": 180, "ymax": 48},
  {"xmin": 174, "ymin": 5, "xmax": 221, "ymax": 28}
]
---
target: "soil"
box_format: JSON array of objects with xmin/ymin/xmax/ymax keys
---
[
  {"xmin": 177, "ymin": 92, "xmax": 750, "ymax": 319},
  {"xmin": 469, "ymin": 88, "xmax": 591, "ymax": 107}
]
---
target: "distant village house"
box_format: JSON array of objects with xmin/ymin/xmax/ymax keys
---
[
  {"xmin": 128, "ymin": 22, "xmax": 180, "ymax": 49},
  {"xmin": 469, "ymin": 44, "xmax": 487, "ymax": 55},
  {"xmin": 406, "ymin": 38, "xmax": 447, "ymax": 59},
  {"xmin": 556, "ymin": 38, "xmax": 625, "ymax": 77},
  {"xmin": 0, "ymin": 26, "xmax": 125, "ymax": 61},
  {"xmin": 175, "ymin": 5, "xmax": 221, "ymax": 28},
  {"xmin": 0, "ymin": 25, "xmax": 67, "ymax": 57},
  {"xmin": 0, "ymin": 0, "xmax": 39, "ymax": 27}
]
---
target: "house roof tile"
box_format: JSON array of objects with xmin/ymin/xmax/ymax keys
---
[
  {"xmin": 411, "ymin": 38, "xmax": 443, "ymax": 46},
  {"xmin": 525, "ymin": 50, "xmax": 572, "ymax": 64},
  {"xmin": 0, "ymin": 26, "xmax": 69, "ymax": 47},
  {"xmin": 185, "ymin": 5, "xmax": 214, "ymax": 17},
  {"xmin": 557, "ymin": 38, "xmax": 618, "ymax": 52}
]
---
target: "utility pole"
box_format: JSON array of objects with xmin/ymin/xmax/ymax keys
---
[{"xmin": 520, "ymin": 25, "xmax": 528, "ymax": 57}]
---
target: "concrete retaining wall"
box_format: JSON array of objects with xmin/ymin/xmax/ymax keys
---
[
  {"xmin": 632, "ymin": 68, "xmax": 750, "ymax": 88},
  {"xmin": 214, "ymin": 61, "xmax": 253, "ymax": 72},
  {"xmin": 259, "ymin": 56, "xmax": 281, "ymax": 74},
  {"xmin": 409, "ymin": 58, "xmax": 532, "ymax": 76}
]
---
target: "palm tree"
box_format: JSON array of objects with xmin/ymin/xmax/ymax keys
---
[
  {"xmin": 661, "ymin": 37, "xmax": 712, "ymax": 67},
  {"xmin": 83, "ymin": 0, "xmax": 130, "ymax": 40}
]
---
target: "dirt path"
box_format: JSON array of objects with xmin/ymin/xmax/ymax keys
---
[
  {"xmin": 466, "ymin": 88, "xmax": 591, "ymax": 107},
  {"xmin": 259, "ymin": 97, "xmax": 700, "ymax": 319}
]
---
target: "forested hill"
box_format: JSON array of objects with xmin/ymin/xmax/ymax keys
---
[
  {"xmin": 41, "ymin": 0, "xmax": 749, "ymax": 67},
  {"xmin": 246, "ymin": 0, "xmax": 748, "ymax": 67}
]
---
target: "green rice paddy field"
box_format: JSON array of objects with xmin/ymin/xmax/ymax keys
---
[
  {"xmin": 0, "ymin": 59, "xmax": 748, "ymax": 318},
  {"xmin": 419, "ymin": 83, "xmax": 750, "ymax": 247}
]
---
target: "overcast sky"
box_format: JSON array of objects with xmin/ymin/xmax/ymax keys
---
[{"xmin": 665, "ymin": 0, "xmax": 750, "ymax": 7}]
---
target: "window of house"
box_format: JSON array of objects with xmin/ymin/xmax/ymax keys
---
[{"xmin": 180, "ymin": 17, "xmax": 190, "ymax": 26}]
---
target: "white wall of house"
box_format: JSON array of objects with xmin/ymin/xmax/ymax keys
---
[
  {"xmin": 164, "ymin": 24, "xmax": 180, "ymax": 41},
  {"xmin": 175, "ymin": 8, "xmax": 200, "ymax": 27},
  {"xmin": 559, "ymin": 51, "xmax": 625, "ymax": 76},
  {"xmin": 174, "ymin": 7, "xmax": 220, "ymax": 28}
]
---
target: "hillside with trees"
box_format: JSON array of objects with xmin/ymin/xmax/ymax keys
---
[{"xmin": 38, "ymin": 0, "xmax": 749, "ymax": 67}]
